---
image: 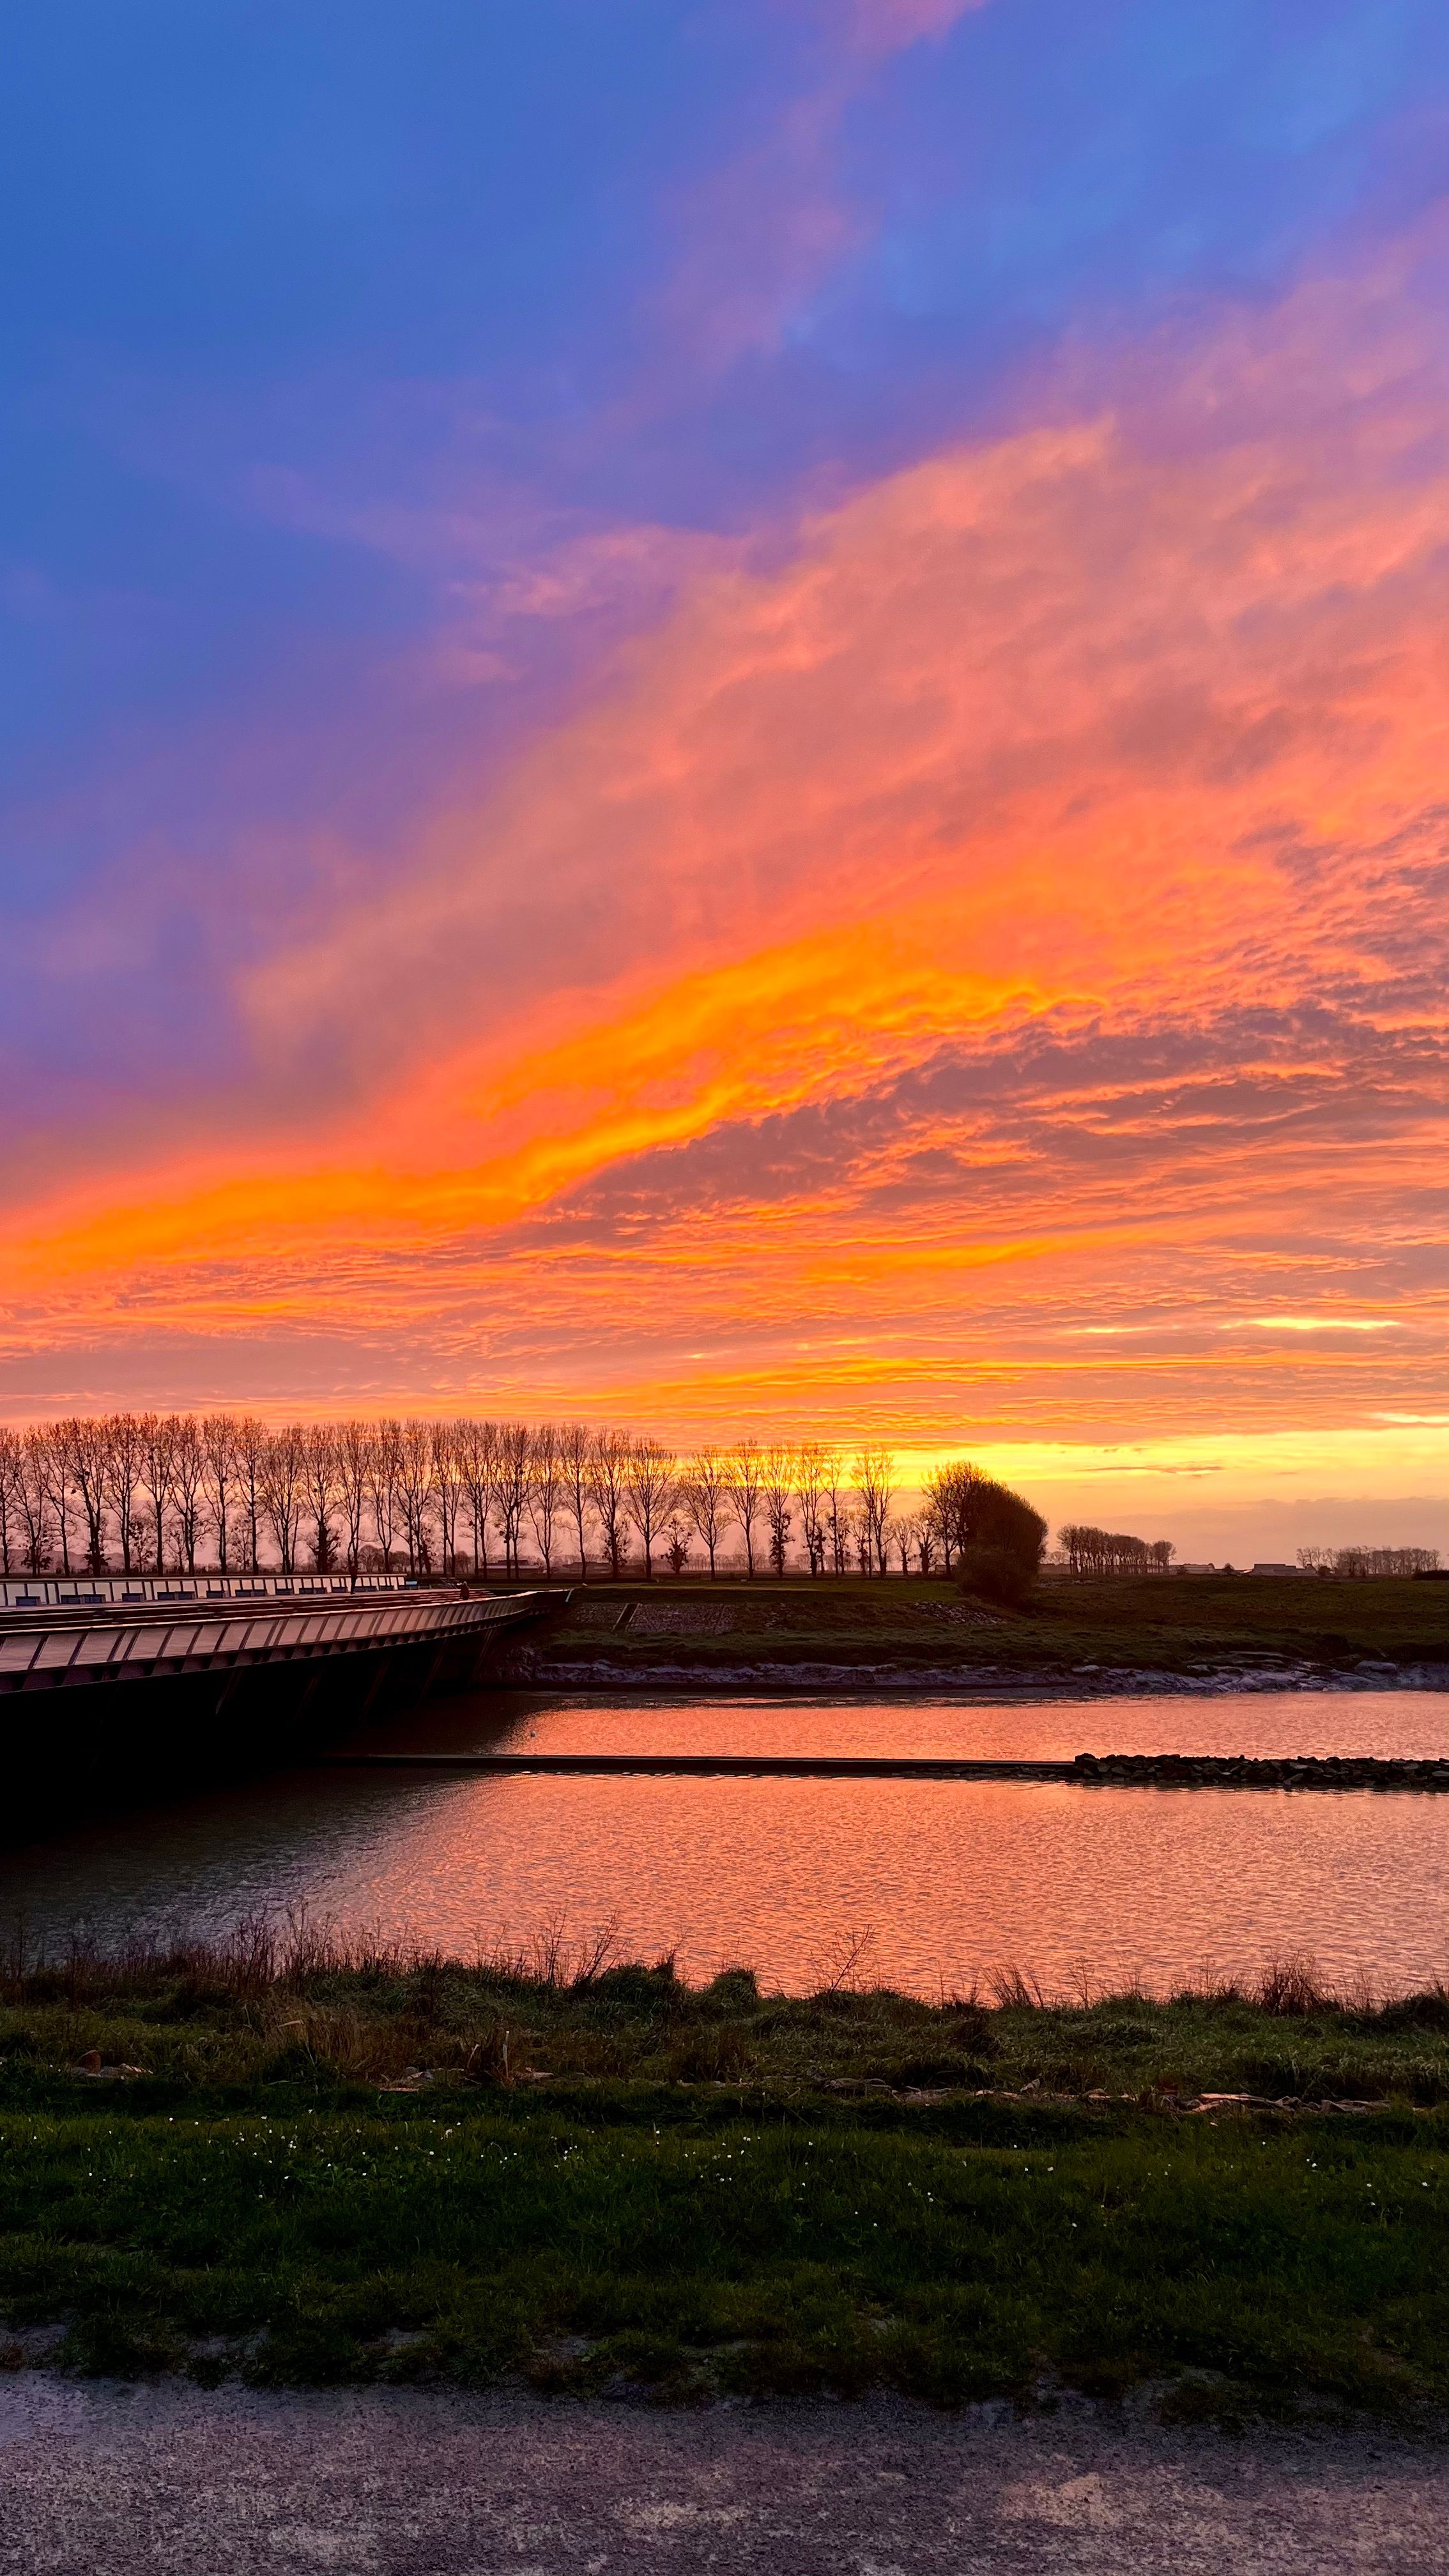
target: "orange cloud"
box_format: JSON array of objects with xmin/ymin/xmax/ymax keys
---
[{"xmin": 3, "ymin": 229, "xmax": 1446, "ymax": 1483}]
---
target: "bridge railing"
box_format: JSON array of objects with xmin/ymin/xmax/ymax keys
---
[{"xmin": 0, "ymin": 1571, "xmax": 424, "ymax": 1612}]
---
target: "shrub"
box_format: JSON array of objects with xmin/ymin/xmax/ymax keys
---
[{"xmin": 959, "ymin": 1545, "xmax": 1036, "ymax": 1609}]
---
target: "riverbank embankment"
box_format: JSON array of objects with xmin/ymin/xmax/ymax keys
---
[
  {"xmin": 486, "ymin": 1573, "xmax": 1449, "ymax": 1697},
  {"xmin": 5, "ymin": 1933, "xmax": 1449, "ymax": 2419}
]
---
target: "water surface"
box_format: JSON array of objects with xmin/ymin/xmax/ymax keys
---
[{"xmin": 9, "ymin": 1690, "xmax": 1448, "ymax": 1997}]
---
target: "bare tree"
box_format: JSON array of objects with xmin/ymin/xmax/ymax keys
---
[
  {"xmin": 558, "ymin": 1421, "xmax": 594, "ymax": 1580},
  {"xmin": 103, "ymin": 1412, "xmax": 145, "ymax": 1574},
  {"xmin": 432, "ymin": 1421, "xmax": 464, "ymax": 1576},
  {"xmin": 201, "ymin": 1414, "xmax": 238, "ymax": 1574},
  {"xmin": 369, "ymin": 1420, "xmax": 402, "ymax": 1574},
  {"xmin": 526, "ymin": 1422, "xmax": 564, "ymax": 1577},
  {"xmin": 335, "ymin": 1420, "xmax": 373, "ymax": 1581},
  {"xmin": 36, "ymin": 1423, "xmax": 73, "ymax": 1574},
  {"xmin": 725, "ymin": 1439, "xmax": 764, "ymax": 1577},
  {"xmin": 234, "ymin": 1416, "xmax": 268, "ymax": 1572},
  {"xmin": 794, "ymin": 1443, "xmax": 827, "ymax": 1576},
  {"xmin": 682, "ymin": 1445, "xmax": 728, "ymax": 1579},
  {"xmin": 138, "ymin": 1413, "xmax": 178, "ymax": 1575},
  {"xmin": 18, "ymin": 1430, "xmax": 54, "ymax": 1572},
  {"xmin": 397, "ymin": 1418, "xmax": 436, "ymax": 1575},
  {"xmin": 302, "ymin": 1423, "xmax": 340, "ymax": 1574},
  {"xmin": 663, "ymin": 1516, "xmax": 692, "ymax": 1577},
  {"xmin": 493, "ymin": 1422, "xmax": 530, "ymax": 1574},
  {"xmin": 760, "ymin": 1444, "xmax": 795, "ymax": 1578},
  {"xmin": 587, "ymin": 1429, "xmax": 631, "ymax": 1581},
  {"xmin": 261, "ymin": 1424, "xmax": 306, "ymax": 1575},
  {"xmin": 170, "ymin": 1413, "xmax": 207, "ymax": 1574},
  {"xmin": 851, "ymin": 1446, "xmax": 895, "ymax": 1575},
  {"xmin": 457, "ymin": 1417, "xmax": 496, "ymax": 1579},
  {"xmin": 625, "ymin": 1438, "xmax": 676, "ymax": 1579},
  {"xmin": 65, "ymin": 1417, "xmax": 112, "ymax": 1575},
  {"xmin": 821, "ymin": 1449, "xmax": 849, "ymax": 1575},
  {"xmin": 0, "ymin": 1426, "xmax": 20, "ymax": 1574}
]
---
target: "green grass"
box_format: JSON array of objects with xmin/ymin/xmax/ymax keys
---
[
  {"xmin": 4, "ymin": 2097, "xmax": 1448, "ymax": 2411},
  {"xmin": 529, "ymin": 1574, "xmax": 1449, "ymax": 1684},
  {"xmin": 4, "ymin": 1931, "xmax": 1449, "ymax": 2415}
]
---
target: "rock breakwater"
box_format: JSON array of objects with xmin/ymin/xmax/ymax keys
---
[{"xmin": 1073, "ymin": 1752, "xmax": 1449, "ymax": 1789}]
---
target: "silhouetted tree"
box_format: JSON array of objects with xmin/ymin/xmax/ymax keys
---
[
  {"xmin": 369, "ymin": 1420, "xmax": 402, "ymax": 1575},
  {"xmin": 65, "ymin": 1417, "xmax": 111, "ymax": 1575},
  {"xmin": 234, "ymin": 1416, "xmax": 268, "ymax": 1572},
  {"xmin": 457, "ymin": 1418, "xmax": 497, "ymax": 1579},
  {"xmin": 625, "ymin": 1438, "xmax": 676, "ymax": 1579},
  {"xmin": 682, "ymin": 1445, "xmax": 729, "ymax": 1579},
  {"xmin": 493, "ymin": 1423, "xmax": 530, "ymax": 1575},
  {"xmin": 260, "ymin": 1424, "xmax": 306, "ymax": 1575},
  {"xmin": 17, "ymin": 1432, "xmax": 52, "ymax": 1572},
  {"xmin": 335, "ymin": 1420, "xmax": 372, "ymax": 1582},
  {"xmin": 171, "ymin": 1413, "xmax": 207, "ymax": 1574},
  {"xmin": 726, "ymin": 1439, "xmax": 764, "ymax": 1577},
  {"xmin": 851, "ymin": 1446, "xmax": 895, "ymax": 1575},
  {"xmin": 397, "ymin": 1418, "xmax": 436, "ymax": 1575},
  {"xmin": 558, "ymin": 1420, "xmax": 594, "ymax": 1580},
  {"xmin": 794, "ymin": 1443, "xmax": 827, "ymax": 1575},
  {"xmin": 526, "ymin": 1423, "xmax": 564, "ymax": 1577},
  {"xmin": 201, "ymin": 1414, "xmax": 238, "ymax": 1575},
  {"xmin": 587, "ymin": 1429, "xmax": 631, "ymax": 1581},
  {"xmin": 761, "ymin": 1444, "xmax": 795, "ymax": 1577},
  {"xmin": 0, "ymin": 1426, "xmax": 20, "ymax": 1574},
  {"xmin": 138, "ymin": 1413, "xmax": 178, "ymax": 1575},
  {"xmin": 432, "ymin": 1421, "xmax": 464, "ymax": 1576},
  {"xmin": 302, "ymin": 1423, "xmax": 340, "ymax": 1575}
]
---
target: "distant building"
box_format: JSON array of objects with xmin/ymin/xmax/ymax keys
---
[
  {"xmin": 1174, "ymin": 1562, "xmax": 1219, "ymax": 1574},
  {"xmin": 1250, "ymin": 1561, "xmax": 1310, "ymax": 1576}
]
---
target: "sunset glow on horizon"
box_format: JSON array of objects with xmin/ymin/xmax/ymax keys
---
[{"xmin": 2, "ymin": 3, "xmax": 1446, "ymax": 1559}]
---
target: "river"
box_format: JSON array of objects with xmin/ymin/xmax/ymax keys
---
[{"xmin": 7, "ymin": 1689, "xmax": 1448, "ymax": 1997}]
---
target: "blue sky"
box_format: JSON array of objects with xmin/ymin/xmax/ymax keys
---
[{"xmin": 2, "ymin": 3, "xmax": 1446, "ymax": 1556}]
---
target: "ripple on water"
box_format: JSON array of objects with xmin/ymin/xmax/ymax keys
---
[{"xmin": 7, "ymin": 1691, "xmax": 1448, "ymax": 1997}]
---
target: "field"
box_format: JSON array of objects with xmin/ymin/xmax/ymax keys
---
[
  {"xmin": 505, "ymin": 1572, "xmax": 1449, "ymax": 1688},
  {"xmin": 4, "ymin": 1931, "xmax": 1449, "ymax": 2421}
]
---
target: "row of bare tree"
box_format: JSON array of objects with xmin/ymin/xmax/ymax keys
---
[
  {"xmin": 0, "ymin": 1416, "xmax": 1043, "ymax": 1583},
  {"xmin": 1297, "ymin": 1545, "xmax": 1441, "ymax": 1577},
  {"xmin": 1057, "ymin": 1525, "xmax": 1176, "ymax": 1575}
]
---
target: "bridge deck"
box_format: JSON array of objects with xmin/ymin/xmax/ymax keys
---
[{"xmin": 0, "ymin": 1590, "xmax": 561, "ymax": 1694}]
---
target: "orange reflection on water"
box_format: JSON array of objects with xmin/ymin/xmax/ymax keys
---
[{"xmin": 9, "ymin": 1689, "xmax": 1449, "ymax": 1999}]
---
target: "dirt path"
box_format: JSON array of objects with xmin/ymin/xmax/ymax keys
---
[{"xmin": 2, "ymin": 2379, "xmax": 1444, "ymax": 2573}]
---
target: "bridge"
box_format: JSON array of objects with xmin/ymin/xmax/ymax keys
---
[
  {"xmin": 1, "ymin": 1587, "xmax": 566, "ymax": 1837},
  {"xmin": 0, "ymin": 1570, "xmax": 423, "ymax": 1611}
]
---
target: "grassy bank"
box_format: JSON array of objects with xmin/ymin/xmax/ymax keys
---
[
  {"xmin": 506, "ymin": 1573, "xmax": 1449, "ymax": 1688},
  {"xmin": 4, "ymin": 1929, "xmax": 1449, "ymax": 2418}
]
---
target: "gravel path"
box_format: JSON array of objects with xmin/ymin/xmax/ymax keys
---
[{"xmin": 2, "ymin": 2379, "xmax": 1445, "ymax": 2573}]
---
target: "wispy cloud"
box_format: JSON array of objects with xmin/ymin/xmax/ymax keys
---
[
  {"xmin": 1245, "ymin": 1317, "xmax": 1403, "ymax": 1333},
  {"xmin": 2, "ymin": 218, "xmax": 1446, "ymax": 1474}
]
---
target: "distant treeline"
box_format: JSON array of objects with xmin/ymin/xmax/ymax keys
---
[
  {"xmin": 1057, "ymin": 1525, "xmax": 1176, "ymax": 1575},
  {"xmin": 1055, "ymin": 1524, "xmax": 1441, "ymax": 1579},
  {"xmin": 0, "ymin": 1415, "xmax": 1046, "ymax": 1586},
  {"xmin": 1297, "ymin": 1545, "xmax": 1441, "ymax": 1578}
]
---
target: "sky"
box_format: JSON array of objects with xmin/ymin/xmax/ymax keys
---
[{"xmin": 1, "ymin": 0, "xmax": 1446, "ymax": 1558}]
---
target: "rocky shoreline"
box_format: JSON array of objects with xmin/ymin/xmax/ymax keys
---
[{"xmin": 490, "ymin": 1649, "xmax": 1449, "ymax": 1696}]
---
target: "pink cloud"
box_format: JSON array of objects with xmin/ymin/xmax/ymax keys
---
[
  {"xmin": 4, "ymin": 220, "xmax": 1447, "ymax": 1466},
  {"xmin": 845, "ymin": 0, "xmax": 990, "ymax": 59}
]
